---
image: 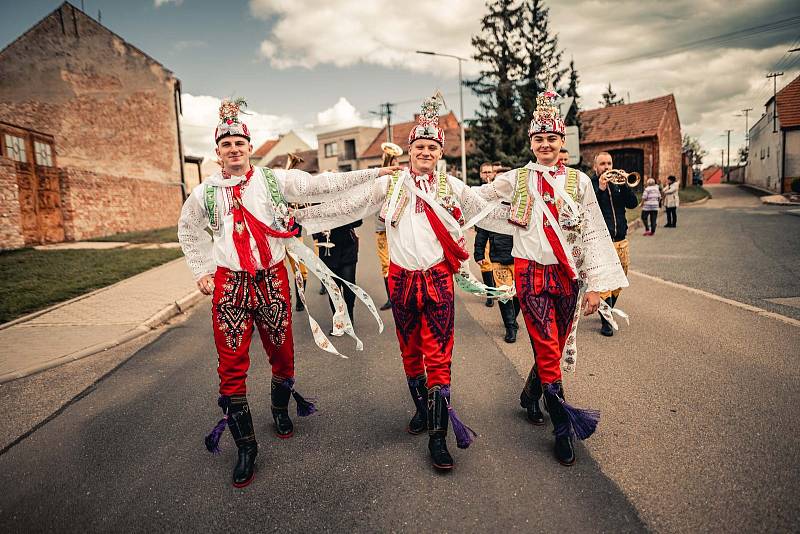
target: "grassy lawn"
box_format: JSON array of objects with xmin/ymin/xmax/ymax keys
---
[
  {"xmin": 0, "ymin": 248, "xmax": 182, "ymax": 323},
  {"xmin": 87, "ymin": 226, "xmax": 178, "ymax": 243},
  {"xmin": 680, "ymin": 186, "xmax": 711, "ymax": 203}
]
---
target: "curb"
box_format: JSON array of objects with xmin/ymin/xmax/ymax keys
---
[
  {"xmin": 0, "ymin": 288, "xmax": 205, "ymax": 384},
  {"xmin": 0, "ymin": 258, "xmax": 188, "ymax": 332}
]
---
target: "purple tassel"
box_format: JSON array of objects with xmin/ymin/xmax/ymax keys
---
[
  {"xmin": 204, "ymin": 415, "xmax": 227, "ymax": 454},
  {"xmin": 292, "ymin": 391, "xmax": 317, "ymax": 417},
  {"xmin": 441, "ymin": 386, "xmax": 477, "ymax": 449},
  {"xmin": 546, "ymin": 384, "xmax": 600, "ymax": 441}
]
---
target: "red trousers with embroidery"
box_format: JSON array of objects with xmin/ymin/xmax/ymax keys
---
[
  {"xmin": 388, "ymin": 261, "xmax": 455, "ymax": 387},
  {"xmin": 514, "ymin": 258, "xmax": 579, "ymax": 385},
  {"xmin": 211, "ymin": 264, "xmax": 295, "ymax": 395}
]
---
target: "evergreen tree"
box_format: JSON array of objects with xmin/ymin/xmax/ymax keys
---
[
  {"xmin": 519, "ymin": 0, "xmax": 566, "ymax": 129},
  {"xmin": 562, "ymin": 58, "xmax": 580, "ymax": 128},
  {"xmin": 465, "ymin": 0, "xmax": 527, "ymax": 171},
  {"xmin": 600, "ymin": 83, "xmax": 625, "ymax": 107}
]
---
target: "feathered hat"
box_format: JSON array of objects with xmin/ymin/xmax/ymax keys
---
[
  {"xmin": 408, "ymin": 91, "xmax": 446, "ymax": 146},
  {"xmin": 528, "ymin": 80, "xmax": 565, "ymax": 137},
  {"xmin": 214, "ymin": 97, "xmax": 251, "ymax": 143}
]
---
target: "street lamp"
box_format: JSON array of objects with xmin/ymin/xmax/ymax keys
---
[{"xmin": 416, "ymin": 50, "xmax": 468, "ymax": 182}]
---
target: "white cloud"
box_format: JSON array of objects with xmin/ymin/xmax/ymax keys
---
[
  {"xmin": 249, "ymin": 0, "xmax": 484, "ymax": 76},
  {"xmin": 154, "ymin": 0, "xmax": 183, "ymax": 7},
  {"xmin": 314, "ymin": 97, "xmax": 383, "ymax": 133}
]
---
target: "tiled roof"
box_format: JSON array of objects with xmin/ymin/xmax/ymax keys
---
[
  {"xmin": 253, "ymin": 139, "xmax": 279, "ymax": 159},
  {"xmin": 360, "ymin": 112, "xmax": 471, "ymax": 159},
  {"xmin": 265, "ymin": 149, "xmax": 319, "ymax": 173},
  {"xmin": 776, "ymin": 74, "xmax": 800, "ymax": 129},
  {"xmin": 578, "ymin": 95, "xmax": 676, "ymax": 144}
]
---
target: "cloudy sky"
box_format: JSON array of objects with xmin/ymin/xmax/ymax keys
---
[{"xmin": 1, "ymin": 0, "xmax": 798, "ymax": 165}]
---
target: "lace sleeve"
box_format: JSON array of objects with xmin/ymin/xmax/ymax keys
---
[
  {"xmin": 473, "ymin": 169, "xmax": 514, "ymax": 201},
  {"xmin": 282, "ymin": 168, "xmax": 380, "ymax": 203},
  {"xmin": 177, "ymin": 191, "xmax": 215, "ymax": 280},
  {"xmin": 579, "ymin": 176, "xmax": 629, "ymax": 293},
  {"xmin": 295, "ymin": 176, "xmax": 388, "ymax": 235}
]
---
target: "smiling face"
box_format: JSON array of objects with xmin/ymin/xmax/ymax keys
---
[
  {"xmin": 409, "ymin": 138, "xmax": 443, "ymax": 175},
  {"xmin": 215, "ymin": 135, "xmax": 252, "ymax": 175},
  {"xmin": 530, "ymin": 133, "xmax": 564, "ymax": 167}
]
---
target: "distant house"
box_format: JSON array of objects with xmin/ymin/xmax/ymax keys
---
[
  {"xmin": 746, "ymin": 74, "xmax": 800, "ymax": 193},
  {"xmin": 578, "ymin": 95, "xmax": 682, "ymax": 186},
  {"xmin": 0, "ymin": 2, "xmax": 185, "ymax": 249},
  {"xmin": 251, "ymin": 131, "xmax": 310, "ymax": 167},
  {"xmin": 359, "ymin": 112, "xmax": 473, "ymax": 178},
  {"xmin": 702, "ymin": 165, "xmax": 723, "ymax": 184},
  {"xmin": 316, "ymin": 126, "xmax": 382, "ymax": 172}
]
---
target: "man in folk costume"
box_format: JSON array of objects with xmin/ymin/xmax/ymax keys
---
[
  {"xmin": 178, "ymin": 98, "xmax": 396, "ymax": 487},
  {"xmin": 475, "ymin": 89, "xmax": 628, "ymax": 466},
  {"xmin": 296, "ymin": 94, "xmax": 510, "ymax": 471}
]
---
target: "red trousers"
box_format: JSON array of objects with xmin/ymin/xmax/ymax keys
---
[
  {"xmin": 211, "ymin": 264, "xmax": 294, "ymax": 395},
  {"xmin": 514, "ymin": 258, "xmax": 578, "ymax": 385},
  {"xmin": 388, "ymin": 261, "xmax": 455, "ymax": 387}
]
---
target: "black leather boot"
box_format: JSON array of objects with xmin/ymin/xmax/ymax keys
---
[
  {"xmin": 380, "ymin": 278, "xmax": 392, "ymax": 311},
  {"xmin": 427, "ymin": 386, "xmax": 454, "ymax": 471},
  {"xmin": 499, "ymin": 300, "xmax": 518, "ymax": 343},
  {"xmin": 406, "ymin": 375, "xmax": 428, "ymax": 435},
  {"xmin": 481, "ymin": 271, "xmax": 495, "ymax": 307},
  {"xmin": 599, "ymin": 297, "xmax": 614, "ymax": 337},
  {"xmin": 270, "ymin": 377, "xmax": 294, "ymax": 439},
  {"xmin": 542, "ymin": 384, "xmax": 575, "ymax": 466},
  {"xmin": 519, "ymin": 366, "xmax": 545, "ymax": 425},
  {"xmin": 227, "ymin": 395, "xmax": 258, "ymax": 487},
  {"xmin": 294, "ymin": 280, "xmax": 305, "ymax": 312}
]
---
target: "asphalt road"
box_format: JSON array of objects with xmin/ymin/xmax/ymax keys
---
[
  {"xmin": 629, "ymin": 184, "xmax": 800, "ymax": 320},
  {"xmin": 2, "ymin": 202, "xmax": 799, "ymax": 533}
]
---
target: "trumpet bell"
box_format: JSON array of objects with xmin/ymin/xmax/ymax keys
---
[
  {"xmin": 600, "ymin": 169, "xmax": 641, "ymax": 188},
  {"xmin": 381, "ymin": 142, "xmax": 403, "ymax": 166},
  {"xmin": 284, "ymin": 152, "xmax": 305, "ymax": 170}
]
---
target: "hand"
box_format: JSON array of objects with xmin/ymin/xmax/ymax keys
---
[
  {"xmin": 377, "ymin": 166, "xmax": 403, "ymax": 177},
  {"xmin": 197, "ymin": 274, "xmax": 215, "ymax": 295},
  {"xmin": 478, "ymin": 259, "xmax": 490, "ymax": 267},
  {"xmin": 598, "ymin": 174, "xmax": 609, "ymax": 191},
  {"xmin": 582, "ymin": 291, "xmax": 600, "ymax": 316}
]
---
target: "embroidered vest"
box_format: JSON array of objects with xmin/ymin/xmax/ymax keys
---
[
  {"xmin": 508, "ymin": 167, "xmax": 579, "ymax": 228},
  {"xmin": 205, "ymin": 167, "xmax": 290, "ymax": 232},
  {"xmin": 379, "ymin": 171, "xmax": 464, "ymax": 227}
]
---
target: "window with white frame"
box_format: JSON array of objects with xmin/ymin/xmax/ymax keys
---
[
  {"xmin": 324, "ymin": 142, "xmax": 338, "ymax": 158},
  {"xmin": 34, "ymin": 141, "xmax": 53, "ymax": 167},
  {"xmin": 4, "ymin": 134, "xmax": 26, "ymax": 163}
]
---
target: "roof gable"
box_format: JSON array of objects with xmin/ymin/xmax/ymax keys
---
[
  {"xmin": 776, "ymin": 74, "xmax": 800, "ymax": 129},
  {"xmin": 578, "ymin": 94, "xmax": 676, "ymax": 144},
  {"xmin": 361, "ymin": 111, "xmax": 468, "ymax": 159}
]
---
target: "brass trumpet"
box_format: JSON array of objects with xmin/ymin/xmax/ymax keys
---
[
  {"xmin": 285, "ymin": 152, "xmax": 304, "ymax": 170},
  {"xmin": 381, "ymin": 142, "xmax": 403, "ymax": 166},
  {"xmin": 599, "ymin": 169, "xmax": 641, "ymax": 188}
]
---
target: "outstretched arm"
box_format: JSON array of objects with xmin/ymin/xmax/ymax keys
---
[
  {"xmin": 295, "ymin": 176, "xmax": 390, "ymax": 234},
  {"xmin": 280, "ymin": 167, "xmax": 398, "ymax": 203}
]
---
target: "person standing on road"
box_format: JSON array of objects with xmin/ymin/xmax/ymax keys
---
[
  {"xmin": 641, "ymin": 178, "xmax": 661, "ymax": 236},
  {"xmin": 590, "ymin": 152, "xmax": 638, "ymax": 337},
  {"xmin": 295, "ymin": 94, "xmax": 510, "ymax": 472},
  {"xmin": 475, "ymin": 162, "xmax": 499, "ymax": 307},
  {"xmin": 664, "ymin": 175, "xmax": 679, "ymax": 227},
  {"xmin": 313, "ymin": 220, "xmax": 362, "ymax": 335},
  {"xmin": 474, "ymin": 88, "xmax": 628, "ymax": 466},
  {"xmin": 177, "ymin": 98, "xmax": 397, "ymax": 488}
]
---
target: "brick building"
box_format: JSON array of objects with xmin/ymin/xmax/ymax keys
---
[
  {"xmin": 0, "ymin": 2, "xmax": 185, "ymax": 249},
  {"xmin": 578, "ymin": 95, "xmax": 682, "ymax": 186}
]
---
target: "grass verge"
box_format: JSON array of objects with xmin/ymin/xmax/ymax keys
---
[
  {"xmin": 0, "ymin": 248, "xmax": 182, "ymax": 323},
  {"xmin": 87, "ymin": 226, "xmax": 178, "ymax": 244},
  {"xmin": 680, "ymin": 186, "xmax": 711, "ymax": 203}
]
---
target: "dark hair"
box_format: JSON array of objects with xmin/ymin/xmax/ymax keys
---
[
  {"xmin": 559, "ymin": 148, "xmax": 568, "ymax": 153},
  {"xmin": 668, "ymin": 175, "xmax": 676, "ymax": 182},
  {"xmin": 480, "ymin": 162, "xmax": 493, "ymax": 170}
]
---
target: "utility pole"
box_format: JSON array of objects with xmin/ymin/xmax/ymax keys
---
[
  {"xmin": 740, "ymin": 108, "xmax": 752, "ymax": 148},
  {"xmin": 766, "ymin": 72, "xmax": 784, "ymax": 133},
  {"xmin": 724, "ymin": 129, "xmax": 732, "ymax": 182},
  {"xmin": 370, "ymin": 102, "xmax": 396, "ymax": 143}
]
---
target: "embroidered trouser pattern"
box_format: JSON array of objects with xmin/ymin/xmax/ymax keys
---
[
  {"xmin": 599, "ymin": 239, "xmax": 629, "ymax": 300},
  {"xmin": 388, "ymin": 261, "xmax": 455, "ymax": 388},
  {"xmin": 212, "ymin": 264, "xmax": 294, "ymax": 395},
  {"xmin": 514, "ymin": 258, "xmax": 578, "ymax": 385}
]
